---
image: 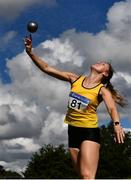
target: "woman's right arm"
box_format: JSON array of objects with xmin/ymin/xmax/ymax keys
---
[{"xmin": 24, "ymin": 37, "xmax": 79, "ymax": 83}]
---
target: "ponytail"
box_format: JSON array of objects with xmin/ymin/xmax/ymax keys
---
[
  {"xmin": 102, "ymin": 63, "xmax": 127, "ymax": 107},
  {"xmin": 106, "ymin": 81, "xmax": 127, "ymax": 107}
]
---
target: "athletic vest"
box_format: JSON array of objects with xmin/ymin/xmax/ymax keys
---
[{"xmin": 64, "ymin": 76, "xmax": 104, "ymax": 128}]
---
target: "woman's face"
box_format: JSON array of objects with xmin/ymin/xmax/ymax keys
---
[{"xmin": 91, "ymin": 61, "xmax": 110, "ymax": 76}]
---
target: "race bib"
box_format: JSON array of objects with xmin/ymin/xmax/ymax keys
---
[{"xmin": 68, "ymin": 92, "xmax": 90, "ymax": 112}]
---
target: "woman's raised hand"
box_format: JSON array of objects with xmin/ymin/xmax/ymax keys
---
[{"xmin": 24, "ymin": 35, "xmax": 32, "ymax": 54}]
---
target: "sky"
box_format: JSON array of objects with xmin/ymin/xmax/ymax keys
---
[{"xmin": 0, "ymin": 0, "xmax": 131, "ymax": 174}]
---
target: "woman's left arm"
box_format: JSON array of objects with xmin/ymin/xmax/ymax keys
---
[{"xmin": 100, "ymin": 86, "xmax": 125, "ymax": 143}]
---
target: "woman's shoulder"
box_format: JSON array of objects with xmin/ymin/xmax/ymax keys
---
[
  {"xmin": 99, "ymin": 85, "xmax": 111, "ymax": 96},
  {"xmin": 71, "ymin": 74, "xmax": 84, "ymax": 84}
]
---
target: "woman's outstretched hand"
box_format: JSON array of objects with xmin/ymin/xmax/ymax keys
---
[
  {"xmin": 24, "ymin": 35, "xmax": 32, "ymax": 54},
  {"xmin": 114, "ymin": 124, "xmax": 125, "ymax": 143}
]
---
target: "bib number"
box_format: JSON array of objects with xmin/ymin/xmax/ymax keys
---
[{"xmin": 68, "ymin": 92, "xmax": 90, "ymax": 111}]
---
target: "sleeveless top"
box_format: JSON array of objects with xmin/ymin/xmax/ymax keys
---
[{"xmin": 64, "ymin": 76, "xmax": 104, "ymax": 128}]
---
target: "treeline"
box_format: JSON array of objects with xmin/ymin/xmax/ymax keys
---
[
  {"xmin": 0, "ymin": 165, "xmax": 22, "ymax": 179},
  {"xmin": 0, "ymin": 123, "xmax": 131, "ymax": 179}
]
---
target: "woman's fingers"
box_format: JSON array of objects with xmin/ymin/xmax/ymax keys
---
[
  {"xmin": 23, "ymin": 36, "xmax": 32, "ymax": 53},
  {"xmin": 24, "ymin": 38, "xmax": 32, "ymax": 45},
  {"xmin": 115, "ymin": 128, "xmax": 125, "ymax": 144},
  {"xmin": 24, "ymin": 35, "xmax": 32, "ymax": 46}
]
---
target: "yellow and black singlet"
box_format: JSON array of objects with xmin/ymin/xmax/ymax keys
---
[{"xmin": 64, "ymin": 76, "xmax": 104, "ymax": 128}]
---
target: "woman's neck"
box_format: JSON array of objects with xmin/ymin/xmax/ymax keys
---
[{"xmin": 84, "ymin": 71, "xmax": 102, "ymax": 88}]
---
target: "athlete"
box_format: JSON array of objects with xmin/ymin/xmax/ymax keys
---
[{"xmin": 24, "ymin": 36, "xmax": 126, "ymax": 179}]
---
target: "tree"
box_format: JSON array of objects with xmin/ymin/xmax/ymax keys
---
[
  {"xmin": 24, "ymin": 123, "xmax": 131, "ymax": 179},
  {"xmin": 24, "ymin": 144, "xmax": 78, "ymax": 179},
  {"xmin": 96, "ymin": 122, "xmax": 131, "ymax": 179},
  {"xmin": 0, "ymin": 165, "xmax": 5, "ymax": 175},
  {"xmin": 0, "ymin": 165, "xmax": 22, "ymax": 179}
]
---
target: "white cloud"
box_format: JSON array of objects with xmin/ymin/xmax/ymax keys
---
[
  {"xmin": 2, "ymin": 138, "xmax": 40, "ymax": 153},
  {"xmin": 0, "ymin": 0, "xmax": 57, "ymax": 20},
  {"xmin": 0, "ymin": 31, "xmax": 17, "ymax": 50},
  {"xmin": 39, "ymin": 112, "xmax": 68, "ymax": 145},
  {"xmin": 124, "ymin": 128, "xmax": 131, "ymax": 132},
  {"xmin": 1, "ymin": 31, "xmax": 17, "ymax": 44},
  {"xmin": 1, "ymin": 0, "xmax": 131, "ymax": 173},
  {"xmin": 0, "ymin": 160, "xmax": 27, "ymax": 174},
  {"xmin": 107, "ymin": 0, "xmax": 131, "ymax": 38},
  {"xmin": 37, "ymin": 38, "xmax": 85, "ymax": 66}
]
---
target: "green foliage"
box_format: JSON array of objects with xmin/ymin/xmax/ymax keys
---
[
  {"xmin": 24, "ymin": 144, "xmax": 78, "ymax": 179},
  {"xmin": 0, "ymin": 165, "xmax": 22, "ymax": 179},
  {"xmin": 97, "ymin": 123, "xmax": 131, "ymax": 179},
  {"xmin": 24, "ymin": 123, "xmax": 131, "ymax": 179}
]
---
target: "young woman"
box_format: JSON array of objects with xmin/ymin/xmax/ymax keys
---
[{"xmin": 24, "ymin": 37, "xmax": 126, "ymax": 179}]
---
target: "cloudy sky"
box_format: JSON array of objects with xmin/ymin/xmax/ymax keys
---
[{"xmin": 0, "ymin": 0, "xmax": 131, "ymax": 173}]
